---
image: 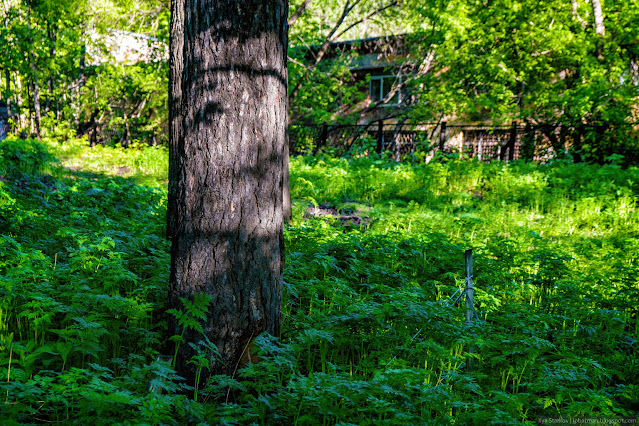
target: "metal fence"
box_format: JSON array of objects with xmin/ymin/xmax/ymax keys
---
[
  {"xmin": 290, "ymin": 120, "xmax": 639, "ymax": 163},
  {"xmin": 290, "ymin": 121, "xmax": 439, "ymax": 159}
]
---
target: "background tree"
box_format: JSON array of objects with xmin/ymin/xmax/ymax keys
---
[
  {"xmin": 287, "ymin": 0, "xmax": 407, "ymax": 124},
  {"xmin": 167, "ymin": 0, "xmax": 288, "ymax": 384},
  {"xmin": 0, "ymin": 0, "xmax": 170, "ymax": 143},
  {"xmin": 405, "ymin": 0, "xmax": 639, "ymax": 161}
]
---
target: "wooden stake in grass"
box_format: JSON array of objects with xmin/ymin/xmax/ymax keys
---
[
  {"xmin": 465, "ymin": 249, "xmax": 474, "ymax": 324},
  {"xmin": 465, "ymin": 249, "xmax": 475, "ymax": 371}
]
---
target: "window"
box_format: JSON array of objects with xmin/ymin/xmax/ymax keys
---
[{"xmin": 369, "ymin": 75, "xmax": 401, "ymax": 105}]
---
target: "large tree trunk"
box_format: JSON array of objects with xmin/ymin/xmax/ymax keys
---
[{"xmin": 167, "ymin": 0, "xmax": 287, "ymax": 385}]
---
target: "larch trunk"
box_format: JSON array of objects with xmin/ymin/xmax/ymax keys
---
[{"xmin": 167, "ymin": 0, "xmax": 288, "ymax": 384}]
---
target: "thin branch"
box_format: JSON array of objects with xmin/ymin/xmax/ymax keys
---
[
  {"xmin": 288, "ymin": 55, "xmax": 311, "ymax": 71},
  {"xmin": 334, "ymin": 1, "xmax": 399, "ymax": 40},
  {"xmin": 571, "ymin": 0, "xmax": 586, "ymax": 29},
  {"xmin": 288, "ymin": 0, "xmax": 312, "ymax": 28},
  {"xmin": 290, "ymin": 0, "xmax": 399, "ymax": 102},
  {"xmin": 297, "ymin": 35, "xmax": 317, "ymax": 60},
  {"xmin": 361, "ymin": 48, "xmax": 435, "ymax": 114},
  {"xmin": 290, "ymin": 0, "xmax": 358, "ymax": 100}
]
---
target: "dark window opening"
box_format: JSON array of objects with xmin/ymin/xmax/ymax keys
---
[{"xmin": 369, "ymin": 75, "xmax": 400, "ymax": 105}]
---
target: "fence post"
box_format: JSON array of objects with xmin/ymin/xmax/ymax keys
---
[
  {"xmin": 320, "ymin": 124, "xmax": 328, "ymax": 147},
  {"xmin": 520, "ymin": 121, "xmax": 535, "ymax": 161},
  {"xmin": 0, "ymin": 102, "xmax": 8, "ymax": 141},
  {"xmin": 509, "ymin": 121, "xmax": 517, "ymax": 162},
  {"xmin": 313, "ymin": 124, "xmax": 328, "ymax": 155},
  {"xmin": 465, "ymin": 249, "xmax": 475, "ymax": 371},
  {"xmin": 376, "ymin": 120, "xmax": 383, "ymax": 154},
  {"xmin": 439, "ymin": 121, "xmax": 447, "ymax": 151}
]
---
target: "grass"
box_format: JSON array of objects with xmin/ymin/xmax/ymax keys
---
[
  {"xmin": 0, "ymin": 137, "xmax": 637, "ymax": 424},
  {"xmin": 47, "ymin": 137, "xmax": 169, "ymax": 187}
]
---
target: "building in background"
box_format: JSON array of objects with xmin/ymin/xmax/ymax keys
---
[{"xmin": 87, "ymin": 28, "xmax": 168, "ymax": 65}]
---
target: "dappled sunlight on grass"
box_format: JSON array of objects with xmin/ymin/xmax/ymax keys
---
[
  {"xmin": 1, "ymin": 139, "xmax": 638, "ymax": 423},
  {"xmin": 42, "ymin": 137, "xmax": 169, "ymax": 187}
]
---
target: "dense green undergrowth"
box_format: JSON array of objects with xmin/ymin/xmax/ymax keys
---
[{"xmin": 0, "ymin": 137, "xmax": 637, "ymax": 424}]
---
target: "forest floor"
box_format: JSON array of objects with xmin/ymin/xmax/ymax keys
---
[{"xmin": 0, "ymin": 136, "xmax": 638, "ymax": 424}]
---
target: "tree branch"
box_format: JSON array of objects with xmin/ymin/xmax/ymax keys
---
[
  {"xmin": 361, "ymin": 48, "xmax": 435, "ymax": 114},
  {"xmin": 290, "ymin": 0, "xmax": 400, "ymax": 103},
  {"xmin": 334, "ymin": 1, "xmax": 398, "ymax": 40},
  {"xmin": 290, "ymin": 0, "xmax": 359, "ymax": 100},
  {"xmin": 288, "ymin": 0, "xmax": 312, "ymax": 28}
]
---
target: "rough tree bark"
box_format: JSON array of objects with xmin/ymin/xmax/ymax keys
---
[{"xmin": 167, "ymin": 0, "xmax": 288, "ymax": 384}]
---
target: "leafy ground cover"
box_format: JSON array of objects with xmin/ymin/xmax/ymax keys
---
[{"xmin": 0, "ymin": 138, "xmax": 637, "ymax": 424}]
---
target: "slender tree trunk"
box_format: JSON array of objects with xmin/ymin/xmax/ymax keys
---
[
  {"xmin": 168, "ymin": 0, "xmax": 288, "ymax": 385},
  {"xmin": 15, "ymin": 73, "xmax": 26, "ymax": 129},
  {"xmin": 121, "ymin": 109, "xmax": 131, "ymax": 148},
  {"xmin": 591, "ymin": 0, "xmax": 605, "ymax": 36},
  {"xmin": 283, "ymin": 127, "xmax": 292, "ymax": 222},
  {"xmin": 25, "ymin": 21, "xmax": 41, "ymax": 137},
  {"xmin": 630, "ymin": 57, "xmax": 639, "ymax": 86},
  {"xmin": 572, "ymin": 0, "xmax": 586, "ymax": 29},
  {"xmin": 45, "ymin": 21, "xmax": 57, "ymax": 116},
  {"xmin": 27, "ymin": 79, "xmax": 33, "ymax": 134},
  {"xmin": 75, "ymin": 43, "xmax": 86, "ymax": 131},
  {"xmin": 0, "ymin": 69, "xmax": 7, "ymax": 140},
  {"xmin": 29, "ymin": 53, "xmax": 41, "ymax": 138},
  {"xmin": 78, "ymin": 43, "xmax": 86, "ymax": 93},
  {"xmin": 5, "ymin": 69, "xmax": 11, "ymax": 121}
]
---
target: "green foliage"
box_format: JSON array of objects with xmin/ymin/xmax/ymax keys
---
[
  {"xmin": 413, "ymin": 0, "xmax": 639, "ymax": 159},
  {"xmin": 167, "ymin": 292, "xmax": 214, "ymax": 385},
  {"xmin": 1, "ymin": 138, "xmax": 638, "ymax": 423},
  {"xmin": 80, "ymin": 61, "xmax": 169, "ymax": 147},
  {"xmin": 0, "ymin": 0, "xmax": 168, "ymax": 143},
  {"xmin": 288, "ymin": 51, "xmax": 367, "ymax": 124}
]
